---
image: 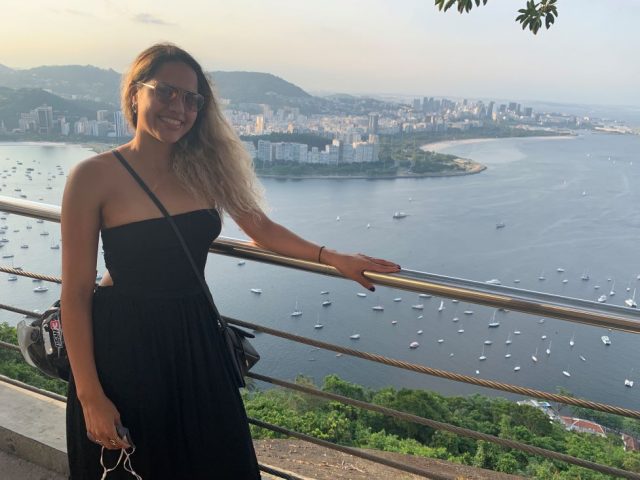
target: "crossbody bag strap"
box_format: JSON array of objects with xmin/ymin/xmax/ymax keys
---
[{"xmin": 111, "ymin": 150, "xmax": 227, "ymax": 330}]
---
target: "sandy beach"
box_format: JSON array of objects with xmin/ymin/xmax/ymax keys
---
[{"xmin": 421, "ymin": 135, "xmax": 576, "ymax": 153}]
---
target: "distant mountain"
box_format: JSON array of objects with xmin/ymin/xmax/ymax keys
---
[
  {"xmin": 0, "ymin": 86, "xmax": 113, "ymax": 129},
  {"xmin": 0, "ymin": 65, "xmax": 400, "ymax": 121},
  {"xmin": 0, "ymin": 65, "xmax": 121, "ymax": 105},
  {"xmin": 210, "ymin": 71, "xmax": 311, "ymax": 104}
]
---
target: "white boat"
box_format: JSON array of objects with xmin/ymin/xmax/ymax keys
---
[
  {"xmin": 437, "ymin": 339, "xmax": 444, "ymax": 344},
  {"xmin": 250, "ymin": 288, "xmax": 262, "ymax": 294},
  {"xmin": 320, "ymin": 291, "xmax": 329, "ymax": 295},
  {"xmin": 392, "ymin": 212, "xmax": 407, "ymax": 219},
  {"xmin": 411, "ymin": 304, "xmax": 424, "ymax": 310},
  {"xmin": 541, "ymin": 335, "xmax": 547, "ymax": 340},
  {"xmin": 488, "ymin": 310, "xmax": 500, "ymax": 328},
  {"xmin": 314, "ymin": 323, "xmax": 324, "ymax": 329},
  {"xmin": 418, "ymin": 293, "xmax": 431, "ymax": 298},
  {"xmin": 546, "ymin": 341, "xmax": 552, "ymax": 356},
  {"xmin": 451, "ymin": 299, "xmax": 459, "ymax": 304},
  {"xmin": 513, "ymin": 279, "xmax": 521, "ymax": 283},
  {"xmin": 581, "ymin": 272, "xmax": 590, "ymax": 281},
  {"xmin": 417, "ymin": 315, "xmax": 423, "ymax": 319},
  {"xmin": 505, "ymin": 333, "xmax": 512, "ymax": 345},
  {"xmin": 538, "ymin": 318, "xmax": 545, "ymax": 324},
  {"xmin": 601, "ymin": 335, "xmax": 611, "ymax": 345},
  {"xmin": 505, "ymin": 353, "xmax": 512, "ymax": 358},
  {"xmin": 562, "ymin": 370, "xmax": 571, "ymax": 377},
  {"xmin": 409, "ymin": 341, "xmax": 420, "ymax": 349},
  {"xmin": 484, "ymin": 340, "xmax": 493, "ymax": 345},
  {"xmin": 478, "ymin": 345, "xmax": 487, "ymax": 361},
  {"xmin": 514, "ymin": 365, "xmax": 521, "ymax": 372},
  {"xmin": 8, "ymin": 275, "xmax": 17, "ymax": 281},
  {"xmin": 350, "ymin": 334, "xmax": 360, "ymax": 340},
  {"xmin": 417, "ymin": 330, "xmax": 423, "ymax": 335},
  {"xmin": 495, "ymin": 222, "xmax": 506, "ymax": 229},
  {"xmin": 33, "ymin": 286, "xmax": 48, "ymax": 292},
  {"xmin": 372, "ymin": 305, "xmax": 384, "ymax": 311},
  {"xmin": 393, "ymin": 297, "xmax": 402, "ymax": 302},
  {"xmin": 291, "ymin": 301, "xmax": 303, "ymax": 317},
  {"xmin": 625, "ymin": 288, "xmax": 637, "ymax": 308},
  {"xmin": 463, "ymin": 310, "xmax": 473, "ymax": 315},
  {"xmin": 237, "ymin": 260, "xmax": 245, "ymax": 266},
  {"xmin": 336, "ymin": 216, "xmax": 340, "ymax": 221},
  {"xmin": 391, "ymin": 320, "xmax": 397, "ymax": 325},
  {"xmin": 322, "ymin": 300, "xmax": 332, "ymax": 307},
  {"xmin": 569, "ymin": 333, "xmax": 575, "ymax": 347},
  {"xmin": 50, "ymin": 243, "xmax": 60, "ymax": 250},
  {"xmin": 562, "ymin": 279, "xmax": 569, "ymax": 284},
  {"xmin": 531, "ymin": 348, "xmax": 538, "ymax": 363},
  {"xmin": 538, "ymin": 270, "xmax": 545, "ymax": 281},
  {"xmin": 457, "ymin": 328, "xmax": 465, "ymax": 334},
  {"xmin": 597, "ymin": 294, "xmax": 607, "ymax": 303},
  {"xmin": 556, "ymin": 267, "xmax": 565, "ymax": 273},
  {"xmin": 594, "ymin": 285, "xmax": 600, "ymax": 290},
  {"xmin": 513, "ymin": 330, "xmax": 521, "ymax": 335},
  {"xmin": 366, "ymin": 223, "xmax": 371, "ymax": 229},
  {"xmin": 452, "ymin": 317, "xmax": 459, "ymax": 323},
  {"xmin": 485, "ymin": 278, "xmax": 501, "ymax": 285},
  {"xmin": 609, "ymin": 281, "xmax": 616, "ymax": 297},
  {"xmin": 438, "ymin": 301, "xmax": 445, "ymax": 312},
  {"xmin": 357, "ymin": 292, "xmax": 367, "ymax": 298},
  {"xmin": 625, "ymin": 379, "xmax": 634, "ymax": 387}
]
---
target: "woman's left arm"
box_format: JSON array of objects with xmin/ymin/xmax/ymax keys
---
[{"xmin": 232, "ymin": 209, "xmax": 401, "ymax": 291}]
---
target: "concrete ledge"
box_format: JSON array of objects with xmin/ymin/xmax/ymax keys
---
[{"xmin": 0, "ymin": 381, "xmax": 69, "ymax": 476}]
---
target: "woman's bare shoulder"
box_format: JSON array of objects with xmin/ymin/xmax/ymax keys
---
[{"xmin": 68, "ymin": 151, "xmax": 117, "ymax": 181}]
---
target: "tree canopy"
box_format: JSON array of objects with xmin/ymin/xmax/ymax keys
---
[{"xmin": 435, "ymin": 0, "xmax": 559, "ymax": 34}]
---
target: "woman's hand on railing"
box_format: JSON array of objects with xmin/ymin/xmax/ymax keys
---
[{"xmin": 321, "ymin": 249, "xmax": 401, "ymax": 291}]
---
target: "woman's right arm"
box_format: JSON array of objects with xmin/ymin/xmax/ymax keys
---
[{"xmin": 61, "ymin": 158, "xmax": 129, "ymax": 450}]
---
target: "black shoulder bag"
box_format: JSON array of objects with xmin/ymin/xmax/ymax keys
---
[{"xmin": 112, "ymin": 150, "xmax": 259, "ymax": 388}]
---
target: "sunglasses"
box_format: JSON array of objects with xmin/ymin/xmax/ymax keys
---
[{"xmin": 137, "ymin": 81, "xmax": 205, "ymax": 112}]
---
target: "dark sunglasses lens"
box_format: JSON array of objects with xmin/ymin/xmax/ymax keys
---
[
  {"xmin": 154, "ymin": 83, "xmax": 178, "ymax": 103},
  {"xmin": 184, "ymin": 93, "xmax": 205, "ymax": 112}
]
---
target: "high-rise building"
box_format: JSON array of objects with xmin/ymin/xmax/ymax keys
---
[
  {"xmin": 367, "ymin": 114, "xmax": 379, "ymax": 135},
  {"xmin": 97, "ymin": 110, "xmax": 111, "ymax": 122},
  {"xmin": 257, "ymin": 140, "xmax": 272, "ymax": 162},
  {"xmin": 255, "ymin": 115, "xmax": 265, "ymax": 135},
  {"xmin": 412, "ymin": 98, "xmax": 422, "ymax": 111},
  {"xmin": 524, "ymin": 107, "xmax": 533, "ymax": 117},
  {"xmin": 114, "ymin": 111, "xmax": 130, "ymax": 138},
  {"xmin": 33, "ymin": 105, "xmax": 53, "ymax": 134}
]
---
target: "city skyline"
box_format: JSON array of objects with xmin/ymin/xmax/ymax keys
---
[{"xmin": 2, "ymin": 0, "xmax": 639, "ymax": 107}]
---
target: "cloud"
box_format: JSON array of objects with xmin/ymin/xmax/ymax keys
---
[{"xmin": 132, "ymin": 13, "xmax": 175, "ymax": 26}]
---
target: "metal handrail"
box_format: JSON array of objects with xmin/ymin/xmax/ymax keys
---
[{"xmin": 2, "ymin": 195, "xmax": 640, "ymax": 333}]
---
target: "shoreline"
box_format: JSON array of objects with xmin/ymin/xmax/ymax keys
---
[{"xmin": 421, "ymin": 134, "xmax": 576, "ymax": 153}]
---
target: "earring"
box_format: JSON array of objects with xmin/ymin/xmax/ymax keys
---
[{"xmin": 132, "ymin": 102, "xmax": 137, "ymax": 114}]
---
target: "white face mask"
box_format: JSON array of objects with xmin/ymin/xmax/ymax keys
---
[{"xmin": 99, "ymin": 445, "xmax": 143, "ymax": 480}]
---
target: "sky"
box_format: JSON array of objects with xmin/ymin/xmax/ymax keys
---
[{"xmin": 1, "ymin": 0, "xmax": 639, "ymax": 107}]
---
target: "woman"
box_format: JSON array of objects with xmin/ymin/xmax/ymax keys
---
[{"xmin": 61, "ymin": 43, "xmax": 400, "ymax": 479}]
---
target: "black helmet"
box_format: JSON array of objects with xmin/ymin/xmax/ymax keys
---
[{"xmin": 17, "ymin": 300, "xmax": 70, "ymax": 381}]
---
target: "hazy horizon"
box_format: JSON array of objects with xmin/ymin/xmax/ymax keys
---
[{"xmin": 2, "ymin": 1, "xmax": 639, "ymax": 107}]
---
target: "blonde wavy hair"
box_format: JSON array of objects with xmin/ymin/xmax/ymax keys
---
[{"xmin": 121, "ymin": 43, "xmax": 264, "ymax": 219}]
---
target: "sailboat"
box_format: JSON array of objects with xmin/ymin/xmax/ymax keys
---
[
  {"xmin": 478, "ymin": 345, "xmax": 487, "ymax": 361},
  {"xmin": 609, "ymin": 280, "xmax": 616, "ymax": 297},
  {"xmin": 569, "ymin": 333, "xmax": 575, "ymax": 347},
  {"xmin": 438, "ymin": 300, "xmax": 445, "ymax": 312},
  {"xmin": 581, "ymin": 271, "xmax": 590, "ymax": 281},
  {"xmin": 562, "ymin": 369, "xmax": 571, "ymax": 378},
  {"xmin": 314, "ymin": 314, "xmax": 323, "ymax": 329},
  {"xmin": 531, "ymin": 348, "xmax": 538, "ymax": 363},
  {"xmin": 291, "ymin": 300, "xmax": 303, "ymax": 317},
  {"xmin": 538, "ymin": 270, "xmax": 545, "ymax": 281},
  {"xmin": 597, "ymin": 293, "xmax": 607, "ymax": 303},
  {"xmin": 485, "ymin": 309, "xmax": 499, "ymax": 328},
  {"xmin": 505, "ymin": 333, "xmax": 512, "ymax": 345},
  {"xmin": 625, "ymin": 288, "xmax": 637, "ymax": 308},
  {"xmin": 546, "ymin": 341, "xmax": 552, "ymax": 356}
]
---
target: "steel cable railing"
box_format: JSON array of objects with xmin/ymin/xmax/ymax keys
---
[
  {"xmin": 2, "ymin": 196, "xmax": 640, "ymax": 334},
  {"xmin": 2, "ymin": 271, "xmax": 639, "ymax": 420},
  {"xmin": 2, "ymin": 198, "xmax": 640, "ymax": 478}
]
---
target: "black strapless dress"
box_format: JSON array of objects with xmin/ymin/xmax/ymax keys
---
[{"xmin": 66, "ymin": 209, "xmax": 260, "ymax": 479}]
